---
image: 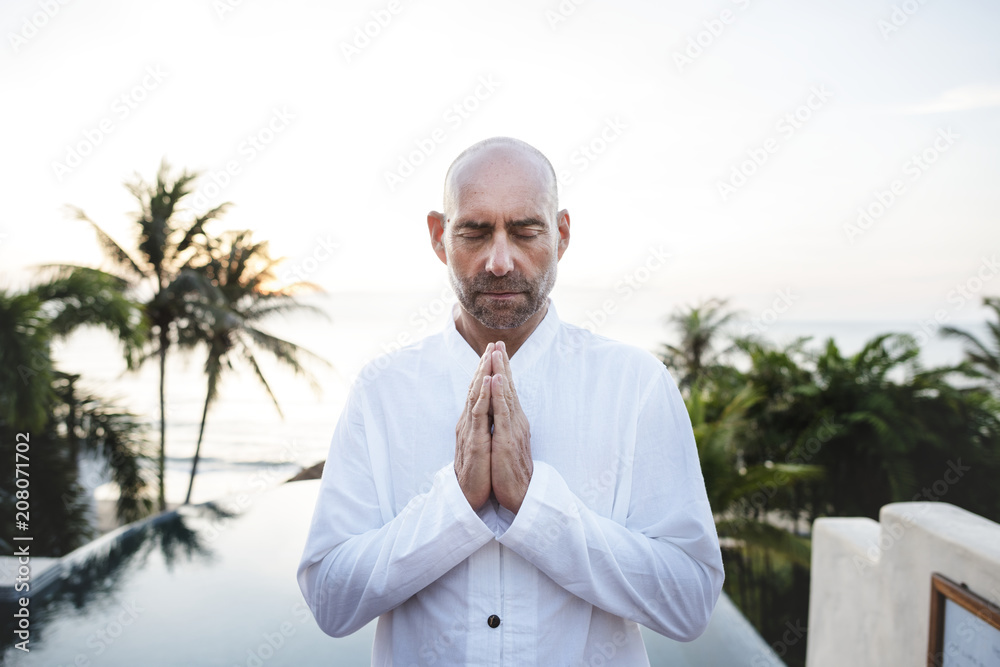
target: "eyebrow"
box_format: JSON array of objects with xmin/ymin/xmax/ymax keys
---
[
  {"xmin": 509, "ymin": 218, "xmax": 547, "ymax": 229},
  {"xmin": 452, "ymin": 218, "xmax": 548, "ymax": 231}
]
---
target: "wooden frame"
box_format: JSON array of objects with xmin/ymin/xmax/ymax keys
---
[{"xmin": 927, "ymin": 572, "xmax": 1000, "ymax": 666}]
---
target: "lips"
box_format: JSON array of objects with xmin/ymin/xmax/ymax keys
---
[{"xmin": 482, "ymin": 292, "xmax": 522, "ymax": 300}]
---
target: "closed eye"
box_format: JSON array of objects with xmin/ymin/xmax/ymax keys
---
[{"xmin": 509, "ymin": 218, "xmax": 547, "ymax": 238}]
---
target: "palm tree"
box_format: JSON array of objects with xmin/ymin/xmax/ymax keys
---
[
  {"xmin": 684, "ymin": 377, "xmax": 821, "ymax": 662},
  {"xmin": 182, "ymin": 230, "xmax": 329, "ymax": 504},
  {"xmin": 687, "ymin": 383, "xmax": 822, "ymax": 566},
  {"xmin": 32, "ymin": 266, "xmax": 146, "ymax": 367},
  {"xmin": 939, "ymin": 296, "xmax": 1000, "ymax": 393},
  {"xmin": 660, "ymin": 298, "xmax": 1000, "ymax": 663},
  {"xmin": 659, "ymin": 298, "xmax": 738, "ymax": 392},
  {"xmin": 806, "ymin": 334, "xmax": 936, "ymax": 518},
  {"xmin": 71, "ymin": 160, "xmax": 228, "ymax": 510},
  {"xmin": 0, "ymin": 273, "xmax": 152, "ymax": 555},
  {"xmin": 30, "ymin": 266, "xmax": 151, "ymax": 521},
  {"xmin": 754, "ymin": 331, "xmax": 1000, "ymax": 522},
  {"xmin": 0, "ymin": 289, "xmax": 54, "ymax": 433}
]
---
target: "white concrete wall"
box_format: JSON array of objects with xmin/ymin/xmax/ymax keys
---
[{"xmin": 806, "ymin": 502, "xmax": 1000, "ymax": 666}]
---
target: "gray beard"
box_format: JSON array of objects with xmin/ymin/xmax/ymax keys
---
[{"xmin": 448, "ymin": 261, "xmax": 557, "ymax": 330}]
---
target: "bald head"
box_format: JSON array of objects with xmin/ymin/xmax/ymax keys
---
[
  {"xmin": 442, "ymin": 137, "xmax": 558, "ymax": 223},
  {"xmin": 426, "ymin": 137, "xmax": 570, "ymax": 333}
]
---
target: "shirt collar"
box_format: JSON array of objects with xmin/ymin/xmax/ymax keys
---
[{"xmin": 444, "ymin": 298, "xmax": 560, "ymax": 377}]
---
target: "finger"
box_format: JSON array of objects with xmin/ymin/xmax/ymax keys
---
[
  {"xmin": 477, "ymin": 342, "xmax": 494, "ymax": 379},
  {"xmin": 493, "ymin": 345, "xmax": 517, "ymax": 404},
  {"xmin": 498, "ymin": 340, "xmax": 511, "ymax": 373},
  {"xmin": 470, "ymin": 375, "xmax": 493, "ymax": 437},
  {"xmin": 468, "ymin": 342, "xmax": 494, "ymax": 405},
  {"xmin": 483, "ymin": 341, "xmax": 494, "ymax": 376},
  {"xmin": 490, "ymin": 374, "xmax": 510, "ymax": 434},
  {"xmin": 471, "ymin": 375, "xmax": 491, "ymax": 422},
  {"xmin": 498, "ymin": 341, "xmax": 516, "ymax": 395},
  {"xmin": 492, "ymin": 349, "xmax": 504, "ymax": 382}
]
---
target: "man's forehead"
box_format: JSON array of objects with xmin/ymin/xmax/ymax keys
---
[
  {"xmin": 447, "ymin": 183, "xmax": 553, "ymax": 225},
  {"xmin": 445, "ymin": 146, "xmax": 556, "ymax": 217},
  {"xmin": 449, "ymin": 146, "xmax": 550, "ymax": 188},
  {"xmin": 452, "ymin": 176, "xmax": 547, "ymax": 204}
]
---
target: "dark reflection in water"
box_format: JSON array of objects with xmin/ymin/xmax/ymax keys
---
[
  {"xmin": 0, "ymin": 481, "xmax": 770, "ymax": 667},
  {"xmin": 0, "ymin": 482, "xmax": 375, "ymax": 667},
  {"xmin": 0, "ymin": 503, "xmax": 231, "ymax": 654}
]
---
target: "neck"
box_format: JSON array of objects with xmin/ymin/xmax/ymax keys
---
[{"xmin": 454, "ymin": 302, "xmax": 549, "ymax": 358}]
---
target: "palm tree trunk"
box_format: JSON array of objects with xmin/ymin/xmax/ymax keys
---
[
  {"xmin": 65, "ymin": 375, "xmax": 79, "ymax": 462},
  {"xmin": 763, "ymin": 551, "xmax": 772, "ymax": 623},
  {"xmin": 157, "ymin": 329, "xmax": 168, "ymax": 512},
  {"xmin": 184, "ymin": 388, "xmax": 211, "ymax": 504}
]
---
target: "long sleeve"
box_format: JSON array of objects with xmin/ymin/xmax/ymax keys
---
[
  {"xmin": 496, "ymin": 364, "xmax": 724, "ymax": 641},
  {"xmin": 296, "ymin": 384, "xmax": 496, "ymax": 638}
]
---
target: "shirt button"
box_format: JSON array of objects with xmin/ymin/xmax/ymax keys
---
[{"xmin": 487, "ymin": 614, "xmax": 501, "ymax": 628}]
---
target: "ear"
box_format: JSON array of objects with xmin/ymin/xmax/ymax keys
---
[
  {"xmin": 556, "ymin": 209, "xmax": 570, "ymax": 260},
  {"xmin": 427, "ymin": 211, "xmax": 448, "ymax": 265}
]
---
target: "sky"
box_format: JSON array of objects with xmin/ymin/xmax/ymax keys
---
[{"xmin": 2, "ymin": 0, "xmax": 999, "ymax": 330}]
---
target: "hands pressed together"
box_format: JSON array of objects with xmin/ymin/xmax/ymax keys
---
[{"xmin": 454, "ymin": 341, "xmax": 533, "ymax": 514}]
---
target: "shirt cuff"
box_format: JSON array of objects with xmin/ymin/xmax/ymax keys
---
[
  {"xmin": 496, "ymin": 460, "xmax": 568, "ymax": 551},
  {"xmin": 435, "ymin": 462, "xmax": 498, "ymax": 544}
]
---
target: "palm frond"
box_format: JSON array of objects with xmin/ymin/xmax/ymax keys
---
[
  {"xmin": 68, "ymin": 206, "xmax": 147, "ymax": 281},
  {"xmin": 239, "ymin": 347, "xmax": 284, "ymax": 418},
  {"xmin": 717, "ymin": 520, "xmax": 812, "ymax": 567}
]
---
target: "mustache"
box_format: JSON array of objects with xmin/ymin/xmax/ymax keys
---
[{"xmin": 468, "ymin": 273, "xmax": 533, "ymax": 293}]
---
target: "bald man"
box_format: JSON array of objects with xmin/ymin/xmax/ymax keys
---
[{"xmin": 298, "ymin": 137, "xmax": 724, "ymax": 665}]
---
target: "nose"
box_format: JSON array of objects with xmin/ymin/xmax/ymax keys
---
[{"xmin": 484, "ymin": 233, "xmax": 514, "ymax": 276}]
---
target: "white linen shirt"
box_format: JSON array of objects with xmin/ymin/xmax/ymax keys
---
[{"xmin": 297, "ymin": 301, "xmax": 724, "ymax": 666}]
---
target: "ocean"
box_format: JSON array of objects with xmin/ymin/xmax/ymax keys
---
[{"xmin": 50, "ymin": 287, "xmax": 988, "ymax": 512}]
